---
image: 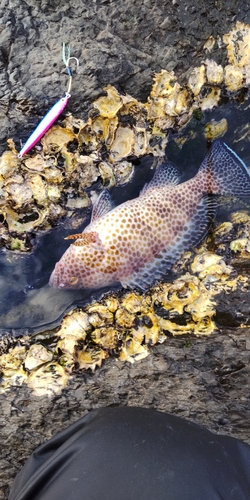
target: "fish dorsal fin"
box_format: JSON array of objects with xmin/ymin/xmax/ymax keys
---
[
  {"xmin": 91, "ymin": 190, "xmax": 115, "ymax": 222},
  {"xmin": 120, "ymin": 195, "xmax": 217, "ymax": 290},
  {"xmin": 141, "ymin": 158, "xmax": 181, "ymax": 195}
]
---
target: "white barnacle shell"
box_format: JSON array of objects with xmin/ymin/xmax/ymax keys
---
[{"xmin": 205, "ymin": 59, "xmax": 224, "ymax": 85}]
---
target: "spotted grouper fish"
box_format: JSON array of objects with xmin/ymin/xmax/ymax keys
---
[{"xmin": 49, "ymin": 140, "xmax": 250, "ymax": 290}]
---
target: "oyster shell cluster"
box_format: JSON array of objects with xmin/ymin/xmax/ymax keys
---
[{"xmin": 0, "ymin": 22, "xmax": 249, "ymax": 251}]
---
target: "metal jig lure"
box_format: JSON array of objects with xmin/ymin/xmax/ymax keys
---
[{"xmin": 18, "ymin": 44, "xmax": 79, "ymax": 158}]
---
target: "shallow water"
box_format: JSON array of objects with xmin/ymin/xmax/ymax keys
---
[
  {"xmin": 0, "ymin": 96, "xmax": 249, "ymax": 335},
  {"xmin": 0, "ymin": 156, "xmax": 153, "ymax": 334}
]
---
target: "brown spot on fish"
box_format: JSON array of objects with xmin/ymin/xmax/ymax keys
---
[
  {"xmin": 49, "ymin": 141, "xmax": 250, "ymax": 291},
  {"xmin": 103, "ymin": 265, "xmax": 118, "ymax": 274}
]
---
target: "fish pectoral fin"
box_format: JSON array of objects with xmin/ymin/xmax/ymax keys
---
[
  {"xmin": 91, "ymin": 190, "xmax": 115, "ymax": 222},
  {"xmin": 140, "ymin": 157, "xmax": 181, "ymax": 195},
  {"xmin": 65, "ymin": 231, "xmax": 104, "ymax": 250},
  {"xmin": 65, "ymin": 233, "xmax": 85, "ymax": 240},
  {"xmin": 121, "ymin": 195, "xmax": 217, "ymax": 291}
]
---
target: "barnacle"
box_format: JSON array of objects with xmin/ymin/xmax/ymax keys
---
[
  {"xmin": 0, "ymin": 346, "xmax": 27, "ymax": 393},
  {"xmin": 113, "ymin": 160, "xmax": 134, "ymax": 185},
  {"xmin": 147, "ymin": 70, "xmax": 191, "ymax": 121},
  {"xmin": 1, "ymin": 206, "xmax": 49, "ymax": 233},
  {"xmin": 76, "ymin": 347, "xmax": 108, "ymax": 371},
  {"xmin": 205, "ymin": 59, "xmax": 224, "ymax": 84},
  {"xmin": 93, "ymin": 85, "xmax": 124, "ymax": 118},
  {"xmin": 200, "ymin": 88, "xmax": 221, "ymax": 111},
  {"xmin": 56, "ymin": 310, "xmax": 90, "ymax": 339},
  {"xmin": 27, "ymin": 362, "xmax": 69, "ymax": 397},
  {"xmin": 24, "ymin": 344, "xmax": 53, "ymax": 371},
  {"xmin": 187, "ymin": 65, "xmax": 206, "ymax": 96},
  {"xmin": 230, "ymin": 238, "xmax": 250, "ymax": 254},
  {"xmin": 224, "ymin": 65, "xmax": 244, "ymax": 92},
  {"xmin": 204, "ymin": 118, "xmax": 228, "ymax": 141},
  {"xmin": 109, "ymin": 127, "xmax": 135, "ymax": 162},
  {"xmin": 0, "ymin": 151, "xmax": 17, "ymax": 180},
  {"xmin": 191, "ymin": 253, "xmax": 234, "ymax": 280},
  {"xmin": 91, "ymin": 327, "xmax": 119, "ymax": 349},
  {"xmin": 223, "ymin": 21, "xmax": 250, "ymax": 68},
  {"xmin": 42, "ymin": 125, "xmax": 76, "ymax": 154},
  {"xmin": 119, "ymin": 338, "xmax": 149, "ymax": 363}
]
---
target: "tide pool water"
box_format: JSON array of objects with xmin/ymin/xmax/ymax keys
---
[{"xmin": 0, "ymin": 97, "xmax": 249, "ymax": 335}]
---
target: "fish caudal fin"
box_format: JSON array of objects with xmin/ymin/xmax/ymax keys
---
[{"xmin": 198, "ymin": 140, "xmax": 250, "ymax": 197}]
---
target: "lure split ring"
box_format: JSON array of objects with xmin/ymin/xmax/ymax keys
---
[{"xmin": 18, "ymin": 44, "xmax": 79, "ymax": 158}]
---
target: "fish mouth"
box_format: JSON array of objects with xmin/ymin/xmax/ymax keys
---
[
  {"xmin": 48, "ymin": 269, "xmax": 55, "ymax": 287},
  {"xmin": 48, "ymin": 268, "xmax": 57, "ymax": 288},
  {"xmin": 49, "ymin": 263, "xmax": 81, "ymax": 289},
  {"xmin": 49, "ymin": 263, "xmax": 66, "ymax": 289}
]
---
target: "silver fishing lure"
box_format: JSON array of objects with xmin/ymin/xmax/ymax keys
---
[{"xmin": 18, "ymin": 44, "xmax": 79, "ymax": 158}]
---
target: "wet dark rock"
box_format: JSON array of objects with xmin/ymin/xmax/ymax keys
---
[
  {"xmin": 1, "ymin": 328, "xmax": 250, "ymax": 500},
  {"xmin": 215, "ymin": 288, "xmax": 250, "ymax": 327},
  {"xmin": 0, "ymin": 0, "xmax": 249, "ymax": 154}
]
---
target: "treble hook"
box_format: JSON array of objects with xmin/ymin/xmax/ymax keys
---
[{"xmin": 62, "ymin": 43, "xmax": 79, "ymax": 95}]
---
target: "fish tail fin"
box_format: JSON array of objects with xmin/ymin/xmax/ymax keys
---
[{"xmin": 198, "ymin": 140, "xmax": 250, "ymax": 197}]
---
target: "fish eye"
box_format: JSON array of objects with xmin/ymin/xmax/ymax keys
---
[{"xmin": 69, "ymin": 276, "xmax": 78, "ymax": 285}]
